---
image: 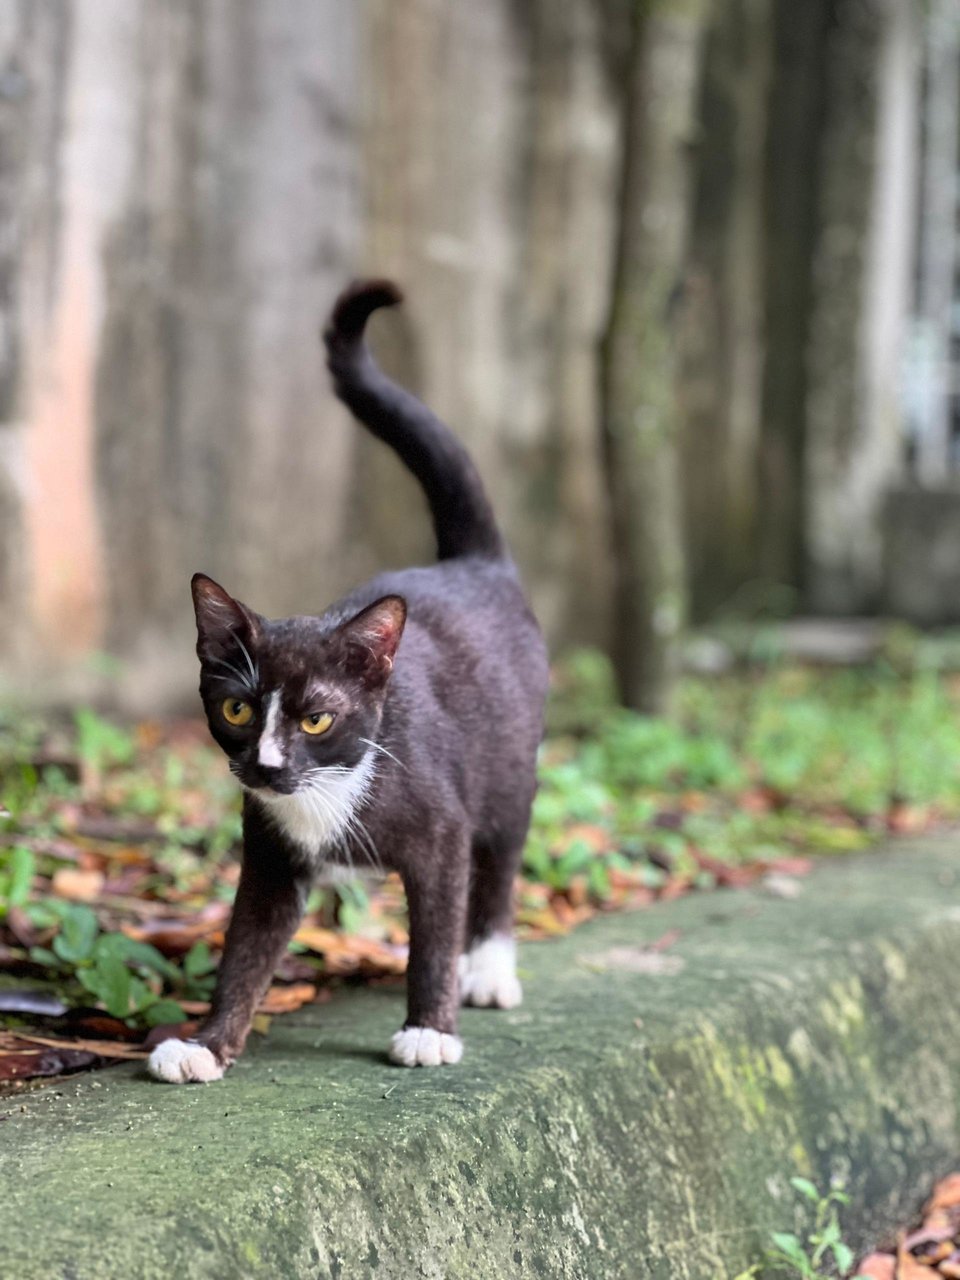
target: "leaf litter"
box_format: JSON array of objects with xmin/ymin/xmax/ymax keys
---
[
  {"xmin": 5, "ymin": 654, "xmax": 960, "ymax": 1090},
  {"xmin": 855, "ymin": 1172, "xmax": 960, "ymax": 1278}
]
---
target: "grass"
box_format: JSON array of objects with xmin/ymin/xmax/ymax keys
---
[
  {"xmin": 532, "ymin": 650, "xmax": 960, "ymax": 893},
  {"xmin": 3, "ymin": 649, "xmax": 960, "ymax": 1030}
]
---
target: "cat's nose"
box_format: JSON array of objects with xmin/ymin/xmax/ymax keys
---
[{"xmin": 248, "ymin": 763, "xmax": 297, "ymax": 794}]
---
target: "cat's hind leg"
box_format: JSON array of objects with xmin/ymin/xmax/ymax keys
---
[
  {"xmin": 459, "ymin": 833, "xmax": 524, "ymax": 1010},
  {"xmin": 390, "ymin": 837, "xmax": 469, "ymax": 1067}
]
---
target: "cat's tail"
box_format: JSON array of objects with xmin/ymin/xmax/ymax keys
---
[{"xmin": 323, "ymin": 279, "xmax": 506, "ymax": 562}]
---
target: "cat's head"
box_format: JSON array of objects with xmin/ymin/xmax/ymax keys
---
[{"xmin": 191, "ymin": 573, "xmax": 405, "ymax": 797}]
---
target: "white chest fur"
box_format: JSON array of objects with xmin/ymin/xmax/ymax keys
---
[{"xmin": 248, "ymin": 752, "xmax": 376, "ymax": 862}]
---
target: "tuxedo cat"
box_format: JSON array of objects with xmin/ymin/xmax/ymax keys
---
[{"xmin": 148, "ymin": 280, "xmax": 548, "ymax": 1079}]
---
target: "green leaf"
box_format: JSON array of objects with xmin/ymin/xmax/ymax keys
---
[
  {"xmin": 52, "ymin": 905, "xmax": 99, "ymax": 964},
  {"xmin": 74, "ymin": 707, "xmax": 135, "ymax": 769},
  {"xmin": 832, "ymin": 1241, "xmax": 853, "ymax": 1273},
  {"xmin": 94, "ymin": 933, "xmax": 179, "ymax": 982},
  {"xmin": 183, "ymin": 941, "xmax": 215, "ymax": 979},
  {"xmin": 769, "ymin": 1233, "xmax": 814, "ymax": 1274},
  {"xmin": 24, "ymin": 901, "xmax": 59, "ymax": 928},
  {"xmin": 790, "ymin": 1177, "xmax": 820, "ymax": 1203},
  {"xmin": 127, "ymin": 976, "xmax": 154, "ymax": 1013},
  {"xmin": 29, "ymin": 945, "xmax": 60, "ymax": 968},
  {"xmin": 7, "ymin": 846, "xmax": 35, "ymax": 908},
  {"xmin": 78, "ymin": 952, "xmax": 131, "ymax": 1017},
  {"xmin": 143, "ymin": 999, "xmax": 186, "ymax": 1027},
  {"xmin": 588, "ymin": 861, "xmax": 611, "ymax": 900}
]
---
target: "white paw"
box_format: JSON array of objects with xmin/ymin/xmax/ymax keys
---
[
  {"xmin": 389, "ymin": 1026, "xmax": 463, "ymax": 1068},
  {"xmin": 147, "ymin": 1038, "xmax": 224, "ymax": 1084},
  {"xmin": 458, "ymin": 935, "xmax": 523, "ymax": 1009}
]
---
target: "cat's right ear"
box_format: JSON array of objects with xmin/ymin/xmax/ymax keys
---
[
  {"xmin": 335, "ymin": 594, "xmax": 406, "ymax": 689},
  {"xmin": 191, "ymin": 573, "xmax": 262, "ymax": 667}
]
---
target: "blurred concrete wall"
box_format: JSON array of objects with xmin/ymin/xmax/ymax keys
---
[
  {"xmin": 0, "ymin": 0, "xmax": 934, "ymax": 710},
  {"xmin": 0, "ymin": 0, "xmax": 619, "ymax": 708}
]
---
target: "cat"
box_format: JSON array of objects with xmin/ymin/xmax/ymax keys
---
[{"xmin": 148, "ymin": 279, "xmax": 549, "ymax": 1080}]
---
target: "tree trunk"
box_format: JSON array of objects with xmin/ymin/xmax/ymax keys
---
[
  {"xmin": 757, "ymin": 0, "xmax": 831, "ymax": 598},
  {"xmin": 600, "ymin": 0, "xmax": 705, "ymax": 714},
  {"xmin": 680, "ymin": 0, "xmax": 773, "ymax": 620},
  {"xmin": 909, "ymin": 0, "xmax": 958, "ymax": 484},
  {"xmin": 803, "ymin": 0, "xmax": 919, "ymax": 612}
]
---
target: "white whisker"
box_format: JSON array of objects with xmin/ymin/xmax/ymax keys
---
[
  {"xmin": 234, "ymin": 634, "xmax": 258, "ymax": 686},
  {"xmin": 358, "ymin": 738, "xmax": 405, "ymax": 770},
  {"xmin": 345, "ymin": 810, "xmax": 383, "ymax": 874},
  {"xmin": 208, "ymin": 655, "xmax": 255, "ymax": 692}
]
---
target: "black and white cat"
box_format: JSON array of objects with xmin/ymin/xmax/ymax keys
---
[{"xmin": 148, "ymin": 280, "xmax": 548, "ymax": 1080}]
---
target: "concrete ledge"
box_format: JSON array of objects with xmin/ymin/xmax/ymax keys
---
[{"xmin": 5, "ymin": 839, "xmax": 960, "ymax": 1279}]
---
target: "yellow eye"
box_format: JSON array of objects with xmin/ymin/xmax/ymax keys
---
[
  {"xmin": 221, "ymin": 698, "xmax": 254, "ymax": 727},
  {"xmin": 300, "ymin": 711, "xmax": 334, "ymax": 736}
]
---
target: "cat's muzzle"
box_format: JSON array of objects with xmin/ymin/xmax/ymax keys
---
[{"xmin": 240, "ymin": 764, "xmax": 299, "ymax": 795}]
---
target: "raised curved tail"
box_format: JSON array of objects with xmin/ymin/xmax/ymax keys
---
[{"xmin": 323, "ymin": 279, "xmax": 505, "ymax": 562}]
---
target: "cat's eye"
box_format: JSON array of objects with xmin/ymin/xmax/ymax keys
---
[
  {"xmin": 221, "ymin": 698, "xmax": 254, "ymax": 727},
  {"xmin": 300, "ymin": 712, "xmax": 334, "ymax": 736}
]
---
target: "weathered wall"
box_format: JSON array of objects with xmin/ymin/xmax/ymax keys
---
[
  {"xmin": 804, "ymin": 0, "xmax": 919, "ymax": 613},
  {"xmin": 0, "ymin": 0, "xmax": 930, "ymax": 707},
  {"xmin": 0, "ymin": 0, "xmax": 620, "ymax": 708},
  {"xmin": 681, "ymin": 0, "xmax": 920, "ymax": 621}
]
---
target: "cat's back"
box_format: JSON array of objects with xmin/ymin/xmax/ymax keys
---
[{"xmin": 332, "ymin": 556, "xmax": 547, "ymax": 710}]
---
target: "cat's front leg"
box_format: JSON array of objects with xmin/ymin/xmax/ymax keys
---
[
  {"xmin": 149, "ymin": 843, "xmax": 310, "ymax": 1084},
  {"xmin": 390, "ymin": 850, "xmax": 469, "ymax": 1067}
]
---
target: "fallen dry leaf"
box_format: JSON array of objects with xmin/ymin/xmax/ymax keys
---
[
  {"xmin": 737, "ymin": 787, "xmax": 774, "ymax": 814},
  {"xmin": 887, "ymin": 802, "xmax": 931, "ymax": 835},
  {"xmin": 902, "ymin": 1224, "xmax": 955, "ymax": 1262},
  {"xmin": 293, "ymin": 925, "xmax": 342, "ymax": 953},
  {"xmin": 763, "ymin": 856, "xmax": 814, "ymax": 876},
  {"xmin": 121, "ymin": 914, "xmax": 227, "ymax": 957},
  {"xmin": 516, "ymin": 907, "xmax": 571, "ymax": 938},
  {"xmin": 178, "ymin": 982, "xmax": 328, "ymax": 1018},
  {"xmin": 897, "ymin": 1237, "xmax": 941, "ymax": 1278},
  {"xmin": 142, "ymin": 1021, "xmax": 201, "ymax": 1050},
  {"xmin": 257, "ymin": 983, "xmax": 318, "ymax": 1014},
  {"xmin": 691, "ymin": 849, "xmax": 761, "ymax": 887},
  {"xmin": 0, "ymin": 1043, "xmax": 99, "ymax": 1080},
  {"xmin": 49, "ymin": 1009, "xmax": 144, "ymax": 1041},
  {"xmin": 647, "ymin": 928, "xmax": 681, "ymax": 953},
  {"xmin": 4, "ymin": 907, "xmax": 39, "ymax": 948},
  {"xmin": 13, "ymin": 1033, "xmax": 149, "ymax": 1059},
  {"xmin": 293, "ymin": 925, "xmax": 408, "ymax": 975},
  {"xmin": 658, "ymin": 876, "xmax": 693, "ymax": 901},
  {"xmin": 51, "ymin": 867, "xmax": 104, "ymax": 902},
  {"xmin": 550, "ymin": 897, "xmax": 593, "ymax": 929},
  {"xmin": 561, "ymin": 823, "xmax": 613, "ymax": 852},
  {"xmin": 926, "ymin": 1174, "xmax": 960, "ymax": 1216},
  {"xmin": 852, "ymin": 1253, "xmax": 895, "ymax": 1280}
]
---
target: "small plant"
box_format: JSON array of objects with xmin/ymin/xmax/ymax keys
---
[
  {"xmin": 27, "ymin": 901, "xmax": 213, "ymax": 1027},
  {"xmin": 764, "ymin": 1177, "xmax": 867, "ymax": 1279},
  {"xmin": 0, "ymin": 845, "xmax": 35, "ymax": 917},
  {"xmin": 74, "ymin": 708, "xmax": 135, "ymax": 773}
]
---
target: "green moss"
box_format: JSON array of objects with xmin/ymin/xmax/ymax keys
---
[{"xmin": 5, "ymin": 841, "xmax": 960, "ymax": 1278}]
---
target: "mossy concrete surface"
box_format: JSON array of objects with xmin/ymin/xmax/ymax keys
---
[{"xmin": 5, "ymin": 839, "xmax": 960, "ymax": 1279}]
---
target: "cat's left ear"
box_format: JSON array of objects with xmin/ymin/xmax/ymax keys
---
[
  {"xmin": 335, "ymin": 595, "xmax": 406, "ymax": 689},
  {"xmin": 191, "ymin": 573, "xmax": 263, "ymax": 667}
]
